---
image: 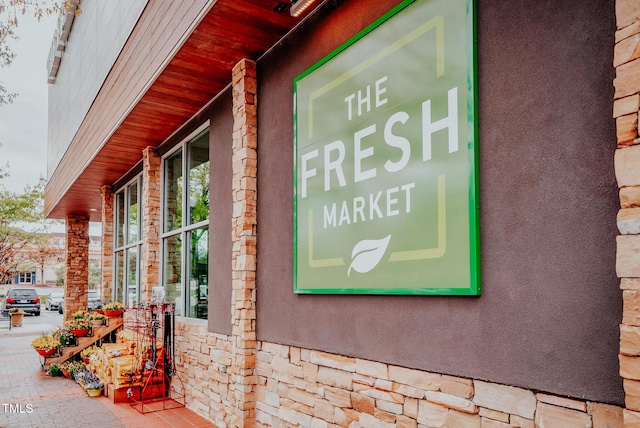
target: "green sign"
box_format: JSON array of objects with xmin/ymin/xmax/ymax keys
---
[{"xmin": 293, "ymin": 0, "xmax": 479, "ymax": 295}]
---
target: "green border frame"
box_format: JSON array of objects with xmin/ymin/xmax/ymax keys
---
[{"xmin": 293, "ymin": 0, "xmax": 480, "ymax": 295}]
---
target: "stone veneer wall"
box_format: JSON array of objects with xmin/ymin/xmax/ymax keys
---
[
  {"xmin": 229, "ymin": 58, "xmax": 259, "ymax": 427},
  {"xmin": 64, "ymin": 215, "xmax": 89, "ymax": 322},
  {"xmin": 101, "ymin": 185, "xmax": 114, "ymax": 302},
  {"xmin": 614, "ymin": 0, "xmax": 640, "ymax": 426},
  {"xmin": 141, "ymin": 146, "xmax": 161, "ymax": 302},
  {"xmin": 173, "ymin": 320, "xmax": 234, "ymax": 427},
  {"xmin": 171, "ymin": 319, "xmax": 623, "ymax": 428}
]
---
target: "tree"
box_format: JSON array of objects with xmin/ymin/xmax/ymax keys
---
[
  {"xmin": 0, "ymin": 1, "xmax": 81, "ymax": 106},
  {"xmin": 0, "ymin": 157, "xmax": 45, "ymax": 284},
  {"xmin": 22, "ymin": 229, "xmax": 64, "ymax": 285}
]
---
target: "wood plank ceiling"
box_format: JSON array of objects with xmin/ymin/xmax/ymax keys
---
[{"xmin": 44, "ymin": 0, "xmax": 300, "ymax": 221}]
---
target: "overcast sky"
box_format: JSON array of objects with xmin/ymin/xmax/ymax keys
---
[{"xmin": 0, "ymin": 12, "xmax": 57, "ymax": 194}]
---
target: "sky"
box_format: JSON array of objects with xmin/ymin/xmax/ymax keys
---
[
  {"xmin": 0, "ymin": 12, "xmax": 57, "ymax": 194},
  {"xmin": 0, "ymin": 11, "xmax": 100, "ymax": 233}
]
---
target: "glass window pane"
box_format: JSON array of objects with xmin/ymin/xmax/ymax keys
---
[
  {"xmin": 127, "ymin": 247, "xmax": 138, "ymax": 307},
  {"xmin": 115, "ymin": 251, "xmax": 124, "ymax": 303},
  {"xmin": 163, "ymin": 233, "xmax": 182, "ymax": 317},
  {"xmin": 187, "ymin": 228, "xmax": 208, "ymax": 319},
  {"xmin": 188, "ymin": 131, "xmax": 209, "ymax": 225},
  {"xmin": 127, "ymin": 182, "xmax": 139, "ymax": 244},
  {"xmin": 164, "ymin": 149, "xmax": 183, "ymax": 232},
  {"xmin": 116, "ymin": 191, "xmax": 125, "ymax": 248}
]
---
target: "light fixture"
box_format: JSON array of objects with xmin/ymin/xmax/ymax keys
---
[{"xmin": 290, "ymin": 0, "xmax": 318, "ymax": 17}]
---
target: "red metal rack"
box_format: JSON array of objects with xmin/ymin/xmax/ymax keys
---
[{"xmin": 124, "ymin": 302, "xmax": 185, "ymax": 414}]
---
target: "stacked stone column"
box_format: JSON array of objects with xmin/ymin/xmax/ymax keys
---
[
  {"xmin": 64, "ymin": 215, "xmax": 90, "ymax": 321},
  {"xmin": 228, "ymin": 58, "xmax": 258, "ymax": 428},
  {"xmin": 141, "ymin": 146, "xmax": 161, "ymax": 303},
  {"xmin": 613, "ymin": 1, "xmax": 640, "ymax": 425},
  {"xmin": 101, "ymin": 185, "xmax": 114, "ymax": 302}
]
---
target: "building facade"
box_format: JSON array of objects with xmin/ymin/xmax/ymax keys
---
[{"xmin": 44, "ymin": 0, "xmax": 640, "ymax": 426}]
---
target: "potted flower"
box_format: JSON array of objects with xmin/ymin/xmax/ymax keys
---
[
  {"xmin": 59, "ymin": 361, "xmax": 71, "ymax": 378},
  {"xmin": 64, "ymin": 319, "xmax": 92, "ymax": 337},
  {"xmin": 87, "ymin": 312, "xmax": 107, "ymax": 327},
  {"xmin": 73, "ymin": 369, "xmax": 104, "ymax": 396},
  {"xmin": 9, "ymin": 308, "xmax": 25, "ymax": 327},
  {"xmin": 83, "ymin": 378, "xmax": 104, "ymax": 397},
  {"xmin": 72, "ymin": 310, "xmax": 88, "ymax": 320},
  {"xmin": 80, "ymin": 345, "xmax": 99, "ymax": 364},
  {"xmin": 102, "ymin": 301, "xmax": 125, "ymax": 318},
  {"xmin": 53, "ymin": 327, "xmax": 78, "ymax": 347},
  {"xmin": 68, "ymin": 361, "xmax": 86, "ymax": 381},
  {"xmin": 31, "ymin": 335, "xmax": 60, "ymax": 357},
  {"xmin": 49, "ymin": 363, "xmax": 62, "ymax": 377},
  {"xmin": 93, "ymin": 302, "xmax": 105, "ymax": 315}
]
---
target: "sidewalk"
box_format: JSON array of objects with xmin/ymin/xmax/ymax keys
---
[{"xmin": 0, "ymin": 319, "xmax": 218, "ymax": 427}]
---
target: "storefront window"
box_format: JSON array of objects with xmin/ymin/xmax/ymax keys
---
[
  {"xmin": 164, "ymin": 149, "xmax": 183, "ymax": 232},
  {"xmin": 187, "ymin": 229, "xmax": 208, "ymax": 318},
  {"xmin": 163, "ymin": 234, "xmax": 182, "ymax": 315},
  {"xmin": 116, "ymin": 191, "xmax": 125, "ymax": 248},
  {"xmin": 162, "ymin": 126, "xmax": 209, "ymax": 319},
  {"xmin": 127, "ymin": 182, "xmax": 139, "ymax": 244},
  {"xmin": 115, "ymin": 251, "xmax": 124, "ymax": 303},
  {"xmin": 113, "ymin": 176, "xmax": 142, "ymax": 307}
]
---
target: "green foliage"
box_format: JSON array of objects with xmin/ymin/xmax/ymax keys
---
[
  {"xmin": 88, "ymin": 261, "xmax": 100, "ymax": 289},
  {"xmin": 54, "ymin": 265, "xmax": 65, "ymax": 286},
  {"xmin": 0, "ymin": 159, "xmax": 45, "ymax": 284}
]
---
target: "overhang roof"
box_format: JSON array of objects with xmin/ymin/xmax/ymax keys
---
[{"xmin": 44, "ymin": 0, "xmax": 301, "ymax": 222}]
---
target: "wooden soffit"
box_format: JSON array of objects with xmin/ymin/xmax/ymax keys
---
[{"xmin": 44, "ymin": 0, "xmax": 299, "ymax": 221}]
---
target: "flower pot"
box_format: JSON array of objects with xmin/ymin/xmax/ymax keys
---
[
  {"xmin": 35, "ymin": 348, "xmax": 56, "ymax": 357},
  {"xmin": 70, "ymin": 328, "xmax": 90, "ymax": 337},
  {"xmin": 95, "ymin": 309, "xmax": 104, "ymax": 315},
  {"xmin": 86, "ymin": 388, "xmax": 103, "ymax": 397},
  {"xmin": 90, "ymin": 319, "xmax": 104, "ymax": 327},
  {"xmin": 62, "ymin": 369, "xmax": 70, "ymax": 378},
  {"xmin": 10, "ymin": 313, "xmax": 23, "ymax": 327},
  {"xmin": 104, "ymin": 309, "xmax": 123, "ymax": 318}
]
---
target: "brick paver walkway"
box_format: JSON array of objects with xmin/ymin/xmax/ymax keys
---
[{"xmin": 0, "ymin": 326, "xmax": 217, "ymax": 427}]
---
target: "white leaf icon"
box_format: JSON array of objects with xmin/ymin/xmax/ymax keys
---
[{"xmin": 348, "ymin": 235, "xmax": 391, "ymax": 276}]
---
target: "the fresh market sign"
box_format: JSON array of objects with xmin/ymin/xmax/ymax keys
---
[{"xmin": 294, "ymin": 0, "xmax": 479, "ymax": 295}]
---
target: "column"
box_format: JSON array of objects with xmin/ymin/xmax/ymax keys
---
[
  {"xmin": 229, "ymin": 58, "xmax": 258, "ymax": 428},
  {"xmin": 101, "ymin": 185, "xmax": 114, "ymax": 302},
  {"xmin": 64, "ymin": 215, "xmax": 89, "ymax": 321},
  {"xmin": 141, "ymin": 146, "xmax": 161, "ymax": 302}
]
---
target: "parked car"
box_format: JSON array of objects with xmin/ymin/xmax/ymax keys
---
[
  {"xmin": 45, "ymin": 292, "xmax": 64, "ymax": 311},
  {"xmin": 58, "ymin": 290, "xmax": 100, "ymax": 314},
  {"xmin": 3, "ymin": 287, "xmax": 41, "ymax": 316}
]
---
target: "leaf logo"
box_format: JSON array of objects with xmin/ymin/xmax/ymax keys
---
[{"xmin": 348, "ymin": 235, "xmax": 391, "ymax": 276}]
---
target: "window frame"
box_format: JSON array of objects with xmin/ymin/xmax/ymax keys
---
[
  {"xmin": 113, "ymin": 174, "xmax": 143, "ymax": 306},
  {"xmin": 160, "ymin": 121, "xmax": 210, "ymax": 319}
]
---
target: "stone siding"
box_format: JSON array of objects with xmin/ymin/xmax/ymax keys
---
[
  {"xmin": 64, "ymin": 215, "xmax": 89, "ymax": 321},
  {"xmin": 141, "ymin": 146, "xmax": 161, "ymax": 302},
  {"xmin": 173, "ymin": 320, "xmax": 234, "ymax": 427},
  {"xmin": 101, "ymin": 185, "xmax": 114, "ymax": 302},
  {"xmin": 170, "ymin": 326, "xmax": 623, "ymax": 428},
  {"xmin": 615, "ymin": 0, "xmax": 640, "ymax": 425},
  {"xmin": 230, "ymin": 58, "xmax": 259, "ymax": 427}
]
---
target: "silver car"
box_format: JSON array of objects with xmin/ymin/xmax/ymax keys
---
[
  {"xmin": 45, "ymin": 292, "xmax": 64, "ymax": 311},
  {"xmin": 58, "ymin": 290, "xmax": 100, "ymax": 314}
]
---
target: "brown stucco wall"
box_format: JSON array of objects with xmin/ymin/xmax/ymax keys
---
[
  {"xmin": 256, "ymin": 0, "xmax": 622, "ymax": 405},
  {"xmin": 209, "ymin": 89, "xmax": 234, "ymax": 335}
]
